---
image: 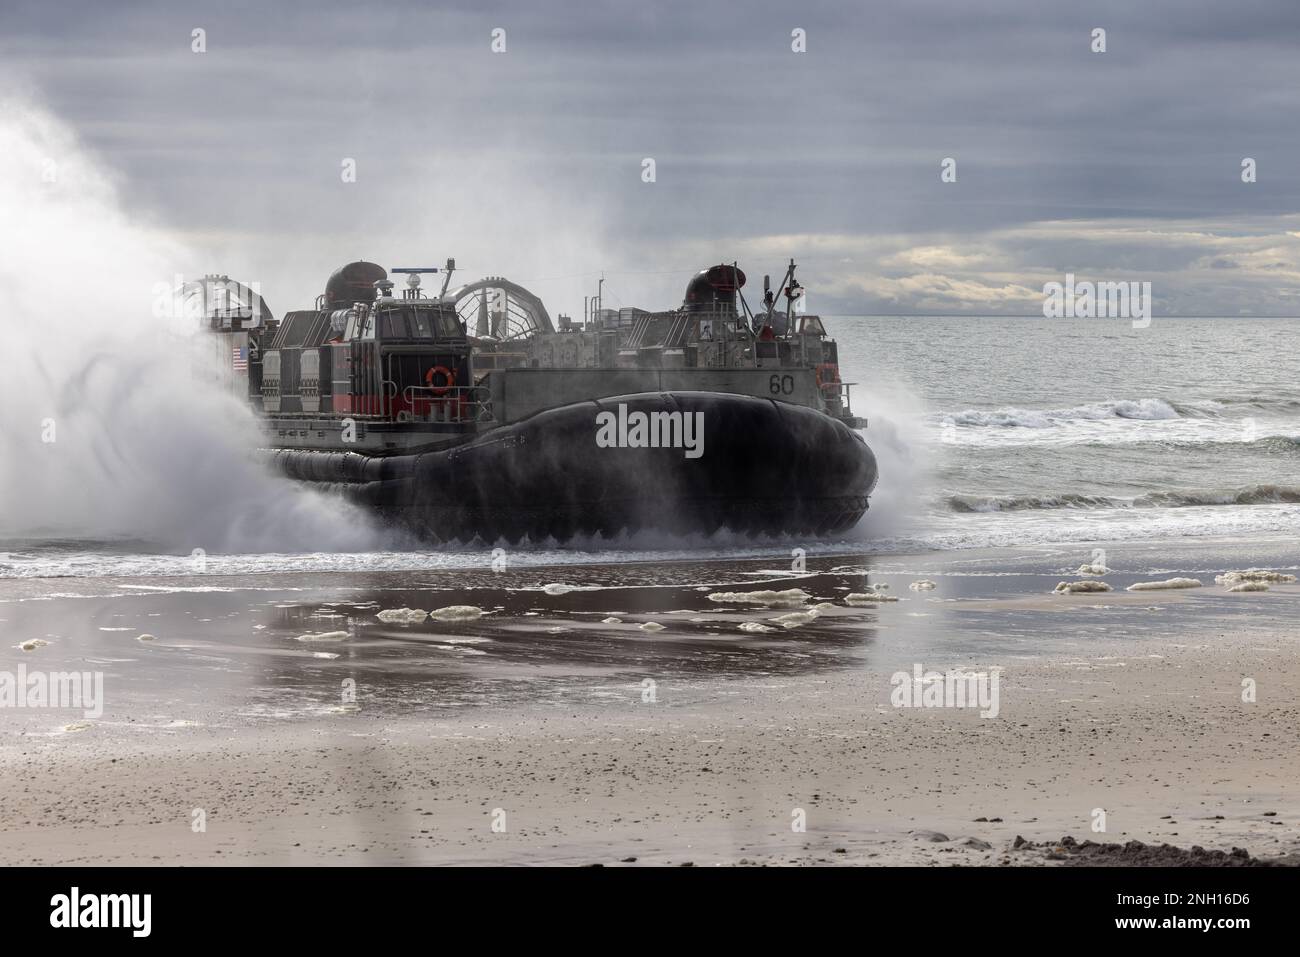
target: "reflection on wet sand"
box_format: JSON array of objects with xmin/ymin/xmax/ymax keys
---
[
  {"xmin": 251, "ymin": 567, "xmax": 889, "ymax": 716},
  {"xmin": 8, "ymin": 541, "xmax": 1293, "ymax": 736},
  {"xmin": 0, "ymin": 560, "xmax": 897, "ymax": 731}
]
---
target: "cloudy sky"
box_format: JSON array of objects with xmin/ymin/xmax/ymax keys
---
[{"xmin": 4, "ymin": 0, "xmax": 1300, "ymax": 315}]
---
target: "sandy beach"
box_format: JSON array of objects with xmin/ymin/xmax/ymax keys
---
[{"xmin": 3, "ymin": 541, "xmax": 1297, "ymax": 866}]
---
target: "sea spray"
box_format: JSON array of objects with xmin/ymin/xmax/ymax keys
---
[
  {"xmin": 843, "ymin": 380, "xmax": 930, "ymax": 544},
  {"xmin": 0, "ymin": 99, "xmax": 381, "ymax": 553}
]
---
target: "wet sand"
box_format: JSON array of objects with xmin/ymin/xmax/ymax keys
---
[{"xmin": 1, "ymin": 540, "xmax": 1298, "ymax": 865}]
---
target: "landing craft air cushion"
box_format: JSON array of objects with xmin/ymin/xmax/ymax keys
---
[{"xmin": 192, "ymin": 259, "xmax": 878, "ymax": 542}]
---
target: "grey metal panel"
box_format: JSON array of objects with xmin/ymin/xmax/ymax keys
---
[
  {"xmin": 494, "ymin": 368, "xmax": 820, "ymax": 423},
  {"xmin": 262, "ymin": 350, "xmax": 282, "ymax": 412},
  {"xmin": 300, "ymin": 350, "xmax": 320, "ymax": 413}
]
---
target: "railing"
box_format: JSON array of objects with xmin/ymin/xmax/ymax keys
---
[
  {"xmin": 624, "ymin": 313, "xmax": 652, "ymax": 350},
  {"xmin": 397, "ymin": 384, "xmax": 494, "ymax": 424},
  {"xmin": 819, "ymin": 380, "xmax": 857, "ymax": 418}
]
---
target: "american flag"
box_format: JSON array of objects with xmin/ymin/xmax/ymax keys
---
[{"xmin": 232, "ymin": 346, "xmax": 248, "ymax": 372}]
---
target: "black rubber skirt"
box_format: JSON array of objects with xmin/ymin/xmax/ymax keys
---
[{"xmin": 261, "ymin": 391, "xmax": 878, "ymax": 543}]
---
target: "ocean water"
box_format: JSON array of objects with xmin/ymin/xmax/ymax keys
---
[
  {"xmin": 834, "ymin": 314, "xmax": 1300, "ymax": 553},
  {"xmin": 2, "ymin": 315, "xmax": 1297, "ymax": 579}
]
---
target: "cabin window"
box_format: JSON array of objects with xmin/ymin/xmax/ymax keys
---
[
  {"xmin": 409, "ymin": 309, "xmax": 434, "ymax": 339},
  {"xmin": 379, "ymin": 309, "xmax": 409, "ymax": 339},
  {"xmin": 434, "ymin": 310, "xmax": 462, "ymax": 338}
]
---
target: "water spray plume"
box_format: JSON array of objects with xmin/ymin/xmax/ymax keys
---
[{"xmin": 0, "ymin": 99, "xmax": 380, "ymax": 553}]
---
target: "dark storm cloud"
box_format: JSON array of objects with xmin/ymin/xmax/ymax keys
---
[{"xmin": 4, "ymin": 0, "xmax": 1300, "ymax": 313}]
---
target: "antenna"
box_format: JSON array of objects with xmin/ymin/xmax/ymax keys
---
[
  {"xmin": 391, "ymin": 266, "xmax": 441, "ymax": 301},
  {"xmin": 731, "ymin": 261, "xmax": 756, "ymax": 332},
  {"xmin": 440, "ymin": 258, "xmax": 456, "ymax": 299}
]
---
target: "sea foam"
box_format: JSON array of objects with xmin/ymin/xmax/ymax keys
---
[{"xmin": 1125, "ymin": 578, "xmax": 1202, "ymax": 591}]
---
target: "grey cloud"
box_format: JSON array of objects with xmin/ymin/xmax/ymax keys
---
[{"xmin": 3, "ymin": 0, "xmax": 1299, "ymax": 314}]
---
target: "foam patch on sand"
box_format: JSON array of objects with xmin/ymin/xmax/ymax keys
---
[
  {"xmin": 909, "ymin": 580, "xmax": 937, "ymax": 590},
  {"xmin": 428, "ymin": 605, "xmax": 485, "ymax": 621},
  {"xmin": 1125, "ymin": 578, "xmax": 1202, "ymax": 591},
  {"xmin": 1228, "ymin": 582, "xmax": 1270, "ymax": 592},
  {"xmin": 845, "ymin": 591, "xmax": 900, "ymax": 605},
  {"xmin": 707, "ymin": 589, "xmax": 811, "ymax": 607},
  {"xmin": 17, "ymin": 638, "xmax": 48, "ymax": 651},
  {"xmin": 1215, "ymin": 569, "xmax": 1296, "ymax": 585},
  {"xmin": 541, "ymin": 583, "xmax": 604, "ymax": 596},
  {"xmin": 770, "ymin": 610, "xmax": 819, "ymax": 628},
  {"xmin": 1053, "ymin": 580, "xmax": 1113, "ymax": 594},
  {"xmin": 377, "ymin": 608, "xmax": 428, "ymax": 623},
  {"xmin": 296, "ymin": 631, "xmax": 349, "ymax": 642},
  {"xmin": 639, "ymin": 622, "xmax": 666, "ymax": 632},
  {"xmin": 1075, "ymin": 563, "xmax": 1110, "ymax": 576}
]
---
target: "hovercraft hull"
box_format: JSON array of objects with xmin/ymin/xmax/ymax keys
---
[{"xmin": 263, "ymin": 391, "xmax": 877, "ymax": 543}]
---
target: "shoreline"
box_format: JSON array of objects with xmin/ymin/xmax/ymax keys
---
[
  {"xmin": 2, "ymin": 526, "xmax": 1299, "ymax": 584},
  {"xmin": 2, "ymin": 623, "xmax": 1297, "ymax": 866},
  {"xmin": 2, "ymin": 534, "xmax": 1297, "ymax": 866}
]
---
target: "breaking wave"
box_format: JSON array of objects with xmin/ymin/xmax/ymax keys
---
[
  {"xmin": 1207, "ymin": 395, "xmax": 1300, "ymax": 412},
  {"xmin": 946, "ymin": 484, "xmax": 1300, "ymax": 512},
  {"xmin": 938, "ymin": 396, "xmax": 1300, "ymax": 431},
  {"xmin": 939, "ymin": 398, "xmax": 1182, "ymax": 429}
]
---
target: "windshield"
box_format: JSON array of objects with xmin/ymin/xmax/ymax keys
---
[
  {"xmin": 379, "ymin": 308, "xmax": 409, "ymax": 338},
  {"xmin": 800, "ymin": 316, "xmax": 826, "ymax": 336},
  {"xmin": 374, "ymin": 306, "xmax": 461, "ymax": 339},
  {"xmin": 409, "ymin": 309, "xmax": 434, "ymax": 338}
]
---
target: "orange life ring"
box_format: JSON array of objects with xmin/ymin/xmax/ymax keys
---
[
  {"xmin": 815, "ymin": 363, "xmax": 840, "ymax": 389},
  {"xmin": 425, "ymin": 365, "xmax": 455, "ymax": 396}
]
